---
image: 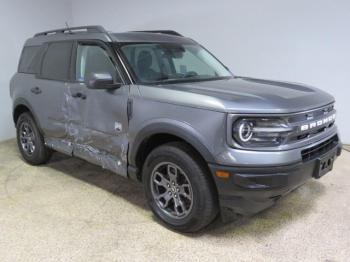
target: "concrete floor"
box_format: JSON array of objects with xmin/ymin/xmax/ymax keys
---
[
  {"xmin": 0, "ymin": 139, "xmax": 349, "ymax": 262},
  {"xmin": 343, "ymin": 144, "xmax": 350, "ymax": 151}
]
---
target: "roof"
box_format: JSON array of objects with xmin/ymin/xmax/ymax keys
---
[
  {"xmin": 25, "ymin": 25, "xmax": 196, "ymax": 46},
  {"xmin": 112, "ymin": 32, "xmax": 195, "ymax": 44}
]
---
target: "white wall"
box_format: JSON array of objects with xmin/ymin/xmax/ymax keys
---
[
  {"xmin": 0, "ymin": 0, "xmax": 72, "ymax": 141},
  {"xmin": 71, "ymin": 0, "xmax": 350, "ymax": 143},
  {"xmin": 1, "ymin": 0, "xmax": 349, "ymax": 143}
]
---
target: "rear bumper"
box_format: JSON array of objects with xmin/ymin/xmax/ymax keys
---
[{"xmin": 209, "ymin": 143, "xmax": 342, "ymax": 218}]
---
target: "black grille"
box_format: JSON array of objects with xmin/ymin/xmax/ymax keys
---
[
  {"xmin": 288, "ymin": 104, "xmax": 336, "ymax": 143},
  {"xmin": 301, "ymin": 135, "xmax": 338, "ymax": 162}
]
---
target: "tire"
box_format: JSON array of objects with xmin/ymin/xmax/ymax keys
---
[
  {"xmin": 143, "ymin": 142, "xmax": 218, "ymax": 232},
  {"xmin": 16, "ymin": 112, "xmax": 52, "ymax": 165}
]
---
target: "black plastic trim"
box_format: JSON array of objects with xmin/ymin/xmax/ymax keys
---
[
  {"xmin": 129, "ymin": 122, "xmax": 216, "ymax": 166},
  {"xmin": 34, "ymin": 25, "xmax": 106, "ymax": 37},
  {"xmin": 209, "ymin": 143, "xmax": 342, "ymax": 217},
  {"xmin": 12, "ymin": 98, "xmax": 43, "ymax": 132}
]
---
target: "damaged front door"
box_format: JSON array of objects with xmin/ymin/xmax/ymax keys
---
[{"xmin": 66, "ymin": 41, "xmax": 129, "ymax": 176}]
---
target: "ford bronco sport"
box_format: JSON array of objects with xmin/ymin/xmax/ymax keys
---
[{"xmin": 10, "ymin": 26, "xmax": 342, "ymax": 232}]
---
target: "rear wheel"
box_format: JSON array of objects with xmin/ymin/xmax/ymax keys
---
[
  {"xmin": 16, "ymin": 112, "xmax": 52, "ymax": 165},
  {"xmin": 143, "ymin": 142, "xmax": 218, "ymax": 232}
]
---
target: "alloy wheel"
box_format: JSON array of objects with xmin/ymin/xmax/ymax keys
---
[
  {"xmin": 19, "ymin": 122, "xmax": 36, "ymax": 156},
  {"xmin": 150, "ymin": 162, "xmax": 194, "ymax": 219}
]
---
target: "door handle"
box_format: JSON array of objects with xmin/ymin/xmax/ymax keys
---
[
  {"xmin": 72, "ymin": 92, "xmax": 86, "ymax": 100},
  {"xmin": 30, "ymin": 86, "xmax": 42, "ymax": 94}
]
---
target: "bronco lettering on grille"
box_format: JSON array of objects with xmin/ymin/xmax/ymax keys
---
[{"xmin": 300, "ymin": 114, "xmax": 336, "ymax": 132}]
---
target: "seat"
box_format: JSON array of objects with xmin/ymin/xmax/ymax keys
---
[{"xmin": 136, "ymin": 50, "xmax": 160, "ymax": 82}]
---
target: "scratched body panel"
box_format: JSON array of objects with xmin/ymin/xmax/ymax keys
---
[
  {"xmin": 42, "ymin": 83, "xmax": 129, "ymax": 176},
  {"xmin": 61, "ymin": 83, "xmax": 129, "ymax": 176}
]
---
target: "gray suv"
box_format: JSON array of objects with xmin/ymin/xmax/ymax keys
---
[{"xmin": 10, "ymin": 26, "xmax": 342, "ymax": 232}]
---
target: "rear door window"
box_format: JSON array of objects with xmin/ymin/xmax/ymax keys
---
[{"xmin": 41, "ymin": 42, "xmax": 73, "ymax": 81}]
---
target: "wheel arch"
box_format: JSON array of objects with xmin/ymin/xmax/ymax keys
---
[
  {"xmin": 129, "ymin": 120, "xmax": 216, "ymax": 181},
  {"xmin": 13, "ymin": 98, "xmax": 42, "ymax": 131}
]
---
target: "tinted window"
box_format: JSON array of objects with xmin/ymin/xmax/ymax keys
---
[
  {"xmin": 76, "ymin": 44, "xmax": 121, "ymax": 82},
  {"xmin": 41, "ymin": 42, "xmax": 73, "ymax": 81},
  {"xmin": 18, "ymin": 46, "xmax": 42, "ymax": 74}
]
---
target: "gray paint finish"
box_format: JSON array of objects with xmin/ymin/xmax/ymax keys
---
[
  {"xmin": 10, "ymin": 27, "xmax": 340, "ymax": 179},
  {"xmin": 65, "ymin": 83, "xmax": 130, "ymax": 176},
  {"xmin": 138, "ymin": 77, "xmax": 334, "ymax": 114}
]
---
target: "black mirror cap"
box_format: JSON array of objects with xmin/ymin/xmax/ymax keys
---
[{"xmin": 86, "ymin": 73, "xmax": 121, "ymax": 90}]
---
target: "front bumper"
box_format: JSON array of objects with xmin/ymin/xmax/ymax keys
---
[{"xmin": 209, "ymin": 140, "xmax": 342, "ymax": 219}]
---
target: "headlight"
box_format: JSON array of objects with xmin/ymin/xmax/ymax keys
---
[
  {"xmin": 237, "ymin": 120, "xmax": 253, "ymax": 142},
  {"xmin": 233, "ymin": 118, "xmax": 293, "ymax": 147}
]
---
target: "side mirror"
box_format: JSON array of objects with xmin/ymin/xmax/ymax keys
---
[{"xmin": 86, "ymin": 73, "xmax": 121, "ymax": 90}]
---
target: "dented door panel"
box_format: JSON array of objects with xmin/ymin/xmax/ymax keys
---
[
  {"xmin": 31, "ymin": 78, "xmax": 68, "ymax": 139},
  {"xmin": 65, "ymin": 83, "xmax": 129, "ymax": 176}
]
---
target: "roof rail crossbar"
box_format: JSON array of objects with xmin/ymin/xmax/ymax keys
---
[
  {"xmin": 34, "ymin": 25, "xmax": 107, "ymax": 37},
  {"xmin": 131, "ymin": 30, "xmax": 183, "ymax": 37}
]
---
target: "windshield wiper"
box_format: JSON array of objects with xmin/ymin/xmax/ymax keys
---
[
  {"xmin": 155, "ymin": 76, "xmax": 171, "ymax": 81},
  {"xmin": 152, "ymin": 75, "xmax": 232, "ymax": 85}
]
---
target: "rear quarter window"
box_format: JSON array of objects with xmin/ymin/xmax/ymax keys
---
[{"xmin": 18, "ymin": 46, "xmax": 43, "ymax": 74}]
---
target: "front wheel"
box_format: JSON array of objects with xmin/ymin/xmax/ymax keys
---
[{"xmin": 143, "ymin": 142, "xmax": 218, "ymax": 232}]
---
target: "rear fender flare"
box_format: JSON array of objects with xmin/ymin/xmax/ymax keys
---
[{"xmin": 13, "ymin": 98, "xmax": 43, "ymax": 132}]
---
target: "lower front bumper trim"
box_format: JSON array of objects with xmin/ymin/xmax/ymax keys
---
[{"xmin": 209, "ymin": 145, "xmax": 341, "ymax": 218}]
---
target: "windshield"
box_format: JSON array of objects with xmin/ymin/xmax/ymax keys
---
[{"xmin": 120, "ymin": 43, "xmax": 232, "ymax": 84}]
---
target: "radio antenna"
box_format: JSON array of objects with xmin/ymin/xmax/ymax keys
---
[{"xmin": 65, "ymin": 22, "xmax": 72, "ymax": 34}]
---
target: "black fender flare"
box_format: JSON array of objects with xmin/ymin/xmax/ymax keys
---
[
  {"xmin": 129, "ymin": 119, "xmax": 216, "ymax": 167},
  {"xmin": 12, "ymin": 97, "xmax": 43, "ymax": 132}
]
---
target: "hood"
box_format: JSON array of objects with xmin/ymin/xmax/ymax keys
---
[{"xmin": 137, "ymin": 77, "xmax": 335, "ymax": 114}]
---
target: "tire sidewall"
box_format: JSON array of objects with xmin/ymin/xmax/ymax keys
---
[
  {"xmin": 143, "ymin": 144, "xmax": 213, "ymax": 230},
  {"xmin": 16, "ymin": 113, "xmax": 45, "ymax": 164}
]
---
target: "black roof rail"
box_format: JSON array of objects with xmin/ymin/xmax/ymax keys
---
[
  {"xmin": 34, "ymin": 25, "xmax": 107, "ymax": 37},
  {"xmin": 131, "ymin": 30, "xmax": 183, "ymax": 37}
]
